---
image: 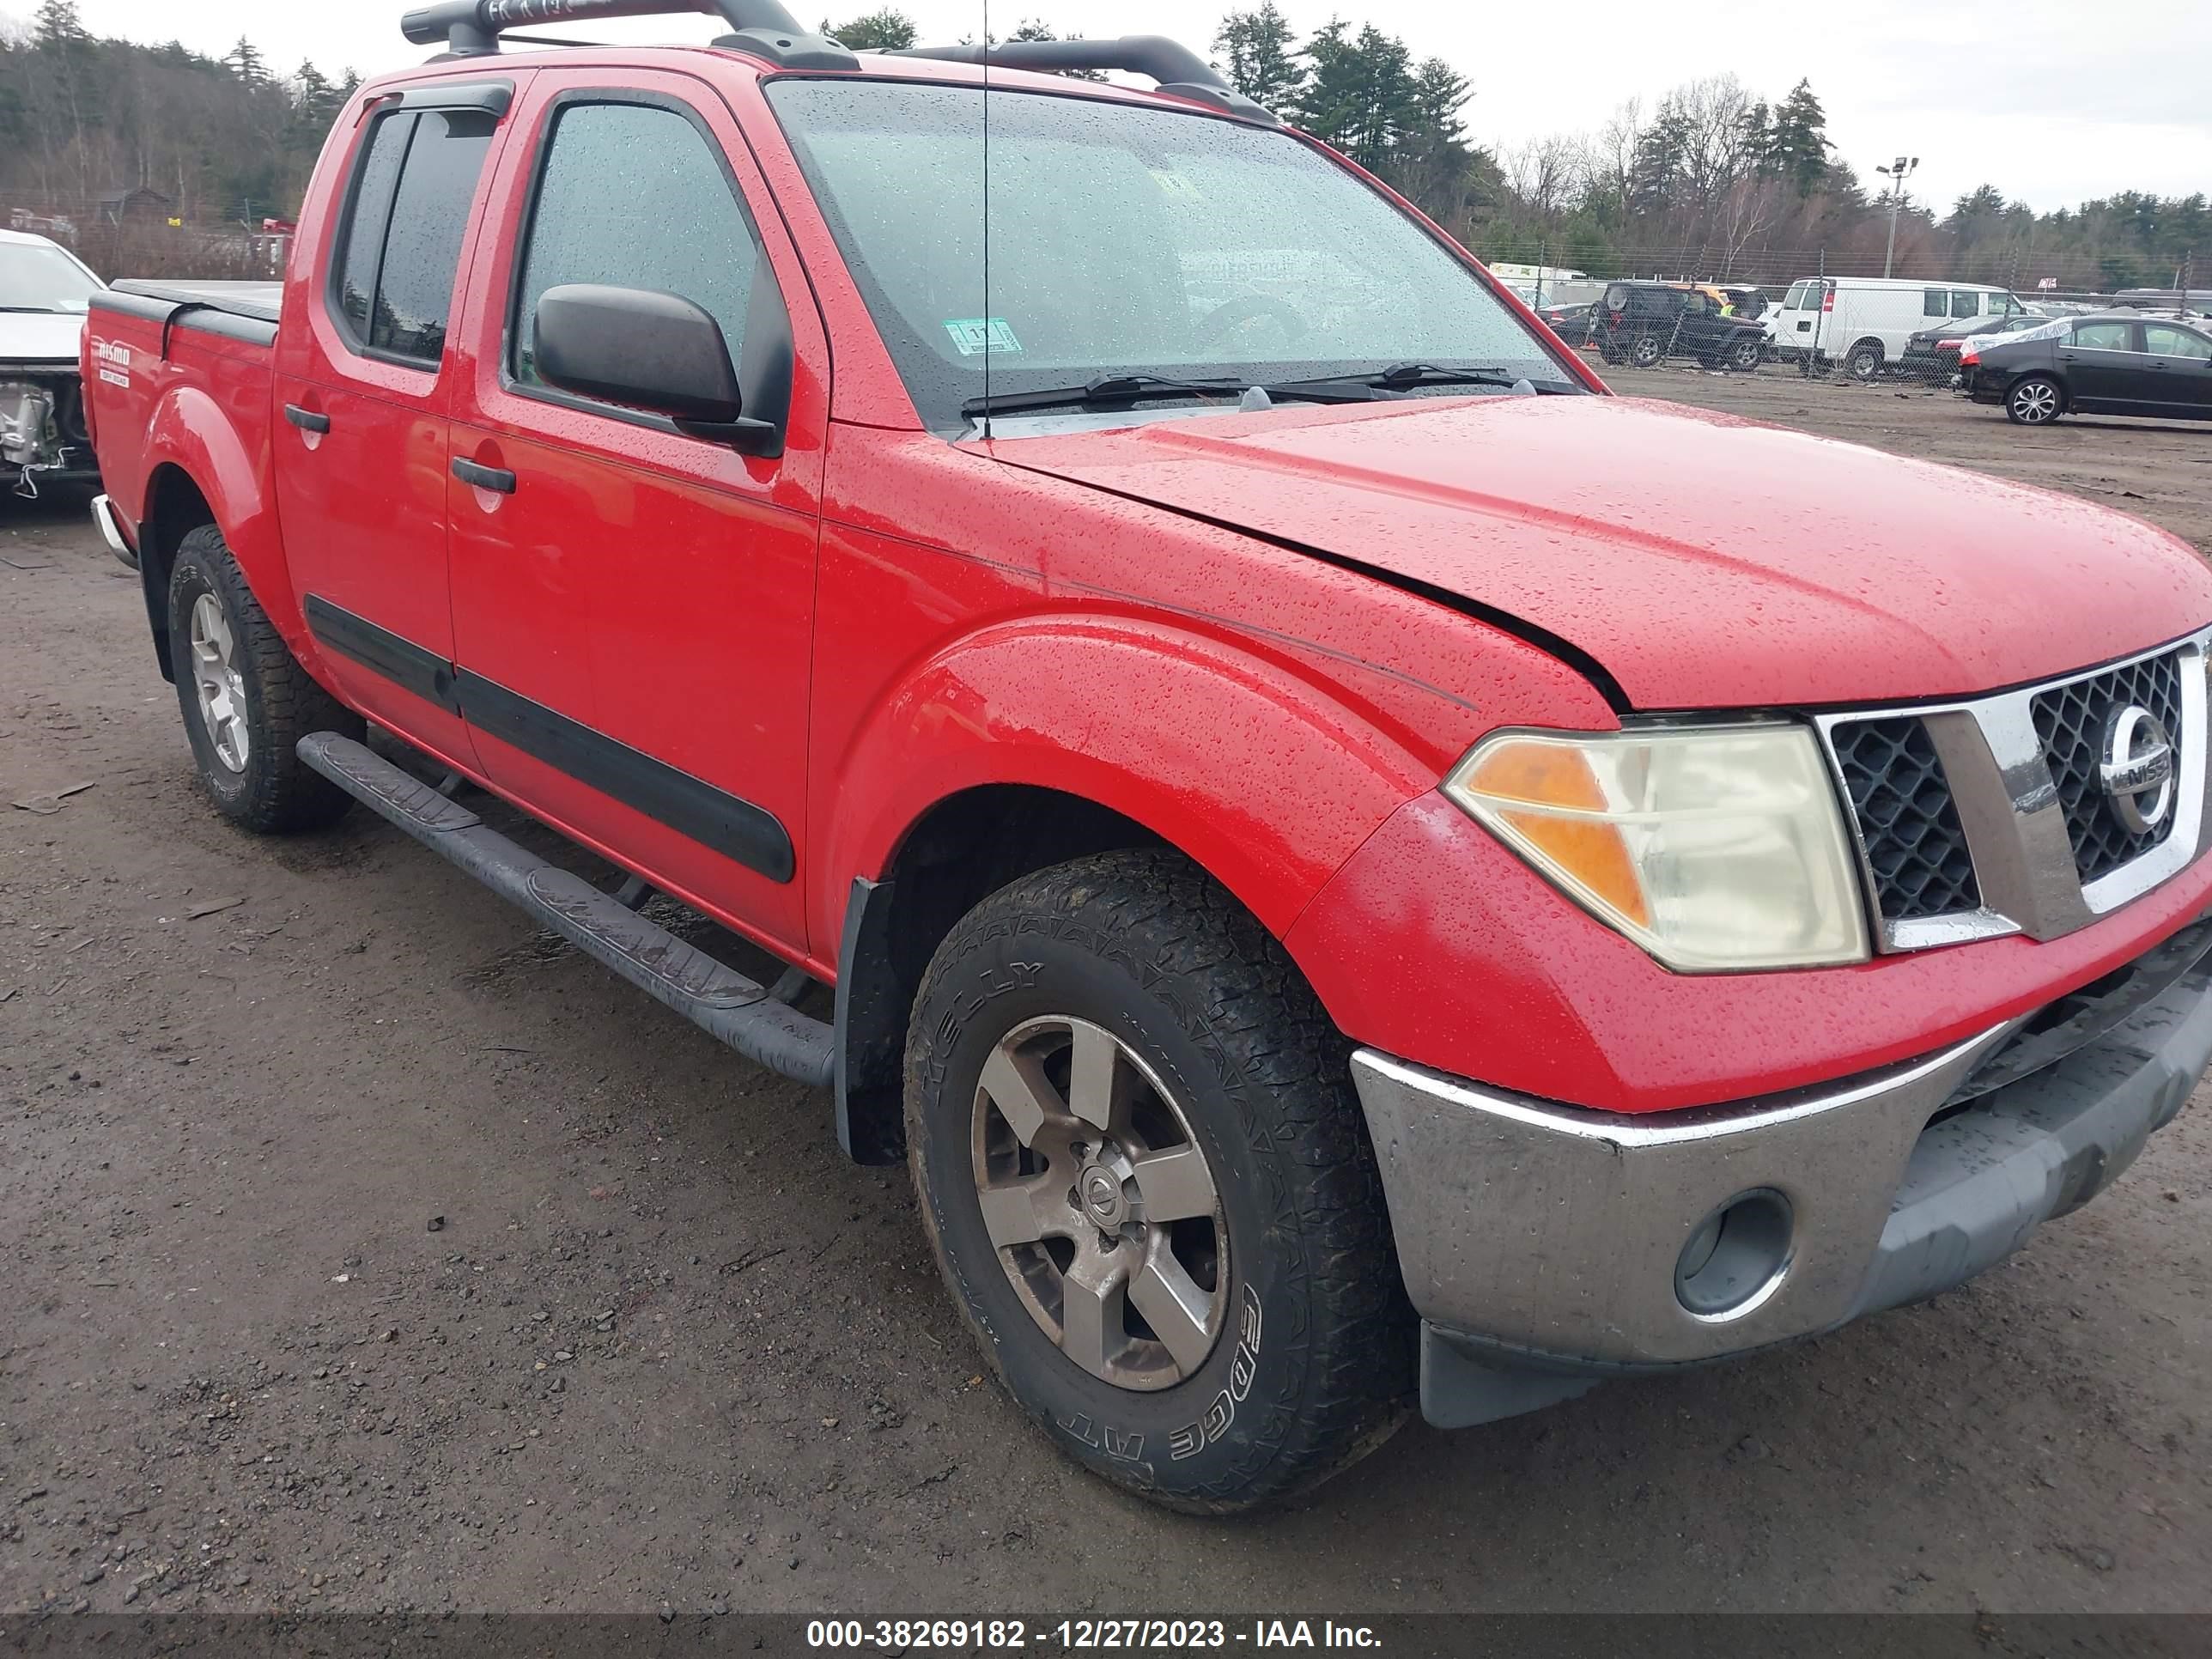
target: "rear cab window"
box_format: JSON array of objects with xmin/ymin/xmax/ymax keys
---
[
  {"xmin": 763, "ymin": 78, "xmax": 1577, "ymax": 433},
  {"xmin": 330, "ymin": 106, "xmax": 499, "ymax": 368}
]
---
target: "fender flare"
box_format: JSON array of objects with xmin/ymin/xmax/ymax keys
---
[
  {"xmin": 135, "ymin": 386, "xmax": 310, "ymax": 668},
  {"xmin": 815, "ymin": 612, "xmax": 1442, "ymax": 951}
]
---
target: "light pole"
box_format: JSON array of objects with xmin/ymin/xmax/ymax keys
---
[{"xmin": 1876, "ymin": 155, "xmax": 1919, "ymax": 280}]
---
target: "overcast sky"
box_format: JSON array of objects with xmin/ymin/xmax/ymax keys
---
[{"xmin": 26, "ymin": 0, "xmax": 2211, "ymax": 214}]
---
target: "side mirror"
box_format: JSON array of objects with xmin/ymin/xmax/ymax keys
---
[{"xmin": 532, "ymin": 283, "xmax": 779, "ymax": 455}]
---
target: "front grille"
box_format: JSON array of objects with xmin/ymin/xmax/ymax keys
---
[
  {"xmin": 2032, "ymin": 651, "xmax": 2185, "ymax": 884},
  {"xmin": 1829, "ymin": 716, "xmax": 1981, "ymax": 922}
]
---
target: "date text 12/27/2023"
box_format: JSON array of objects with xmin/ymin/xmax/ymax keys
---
[{"xmin": 805, "ymin": 1619, "xmax": 1384, "ymax": 1649}]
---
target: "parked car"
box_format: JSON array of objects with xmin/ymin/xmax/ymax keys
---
[
  {"xmin": 1965, "ymin": 313, "xmax": 2212, "ymax": 423},
  {"xmin": 1898, "ymin": 311, "xmax": 2051, "ymax": 384},
  {"xmin": 1592, "ymin": 281, "xmax": 1768, "ymax": 369},
  {"xmin": 1535, "ymin": 300, "xmax": 1595, "ymax": 345},
  {"xmin": 0, "ymin": 228, "xmax": 101, "ymax": 495},
  {"xmin": 82, "ymin": 0, "xmax": 2212, "ymax": 1514},
  {"xmin": 1768, "ymin": 276, "xmax": 2027, "ymax": 380}
]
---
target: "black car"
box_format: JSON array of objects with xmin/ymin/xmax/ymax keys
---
[
  {"xmin": 1898, "ymin": 311, "xmax": 2049, "ymax": 385},
  {"xmin": 1966, "ymin": 313, "xmax": 2212, "ymax": 424},
  {"xmin": 1534, "ymin": 301, "xmax": 1595, "ymax": 346},
  {"xmin": 1591, "ymin": 282, "xmax": 1767, "ymax": 372}
]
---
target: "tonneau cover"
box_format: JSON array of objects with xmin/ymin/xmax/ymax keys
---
[{"xmin": 112, "ymin": 279, "xmax": 283, "ymax": 325}]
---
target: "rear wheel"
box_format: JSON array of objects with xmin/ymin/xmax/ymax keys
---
[
  {"xmin": 1629, "ymin": 332, "xmax": 1665, "ymax": 368},
  {"xmin": 168, "ymin": 523, "xmax": 362, "ymax": 832},
  {"xmin": 1846, "ymin": 340, "xmax": 1886, "ymax": 380},
  {"xmin": 2006, "ymin": 374, "xmax": 2063, "ymax": 425},
  {"xmin": 904, "ymin": 850, "xmax": 1412, "ymax": 1514}
]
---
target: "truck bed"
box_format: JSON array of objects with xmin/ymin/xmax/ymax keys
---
[{"xmin": 112, "ymin": 279, "xmax": 283, "ymax": 325}]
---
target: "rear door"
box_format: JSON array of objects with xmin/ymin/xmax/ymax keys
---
[
  {"xmin": 2139, "ymin": 323, "xmax": 2212, "ymax": 417},
  {"xmin": 273, "ymin": 82, "xmax": 517, "ymax": 767},
  {"xmin": 444, "ymin": 67, "xmax": 829, "ymax": 951},
  {"xmin": 2059, "ymin": 319, "xmax": 2145, "ymax": 412}
]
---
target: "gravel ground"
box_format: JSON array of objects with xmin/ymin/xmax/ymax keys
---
[{"xmin": 3, "ymin": 376, "xmax": 2209, "ymax": 1620}]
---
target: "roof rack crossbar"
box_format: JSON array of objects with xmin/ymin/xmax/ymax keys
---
[
  {"xmin": 399, "ymin": 0, "xmax": 858, "ymax": 68},
  {"xmin": 885, "ymin": 35, "xmax": 1279, "ymax": 125}
]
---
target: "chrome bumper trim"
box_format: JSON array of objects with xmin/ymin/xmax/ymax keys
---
[{"xmin": 1352, "ymin": 1025, "xmax": 2014, "ymax": 1367}]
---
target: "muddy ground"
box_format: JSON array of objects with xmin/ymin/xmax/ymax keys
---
[{"xmin": 3, "ymin": 374, "xmax": 2209, "ymax": 1621}]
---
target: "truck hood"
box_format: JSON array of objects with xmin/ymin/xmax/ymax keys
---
[
  {"xmin": 0, "ymin": 310, "xmax": 86, "ymax": 367},
  {"xmin": 993, "ymin": 394, "xmax": 2212, "ymax": 708}
]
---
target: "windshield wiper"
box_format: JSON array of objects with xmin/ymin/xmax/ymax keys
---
[
  {"xmin": 1276, "ymin": 362, "xmax": 1583, "ymax": 396},
  {"xmin": 962, "ymin": 372, "xmax": 1382, "ymax": 419}
]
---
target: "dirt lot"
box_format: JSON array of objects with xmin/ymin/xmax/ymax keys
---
[{"xmin": 3, "ymin": 378, "xmax": 2210, "ymax": 1622}]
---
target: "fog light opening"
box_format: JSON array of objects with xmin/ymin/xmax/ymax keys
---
[{"xmin": 1675, "ymin": 1189, "xmax": 1794, "ymax": 1319}]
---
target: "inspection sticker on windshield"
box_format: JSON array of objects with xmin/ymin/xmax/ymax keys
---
[{"xmin": 944, "ymin": 318, "xmax": 1023, "ymax": 357}]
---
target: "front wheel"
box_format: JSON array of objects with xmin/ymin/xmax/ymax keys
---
[
  {"xmin": 168, "ymin": 523, "xmax": 362, "ymax": 832},
  {"xmin": 904, "ymin": 851, "xmax": 1412, "ymax": 1514},
  {"xmin": 2006, "ymin": 374, "xmax": 2063, "ymax": 425},
  {"xmin": 1727, "ymin": 337, "xmax": 1764, "ymax": 372}
]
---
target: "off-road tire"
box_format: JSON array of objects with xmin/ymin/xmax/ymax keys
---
[
  {"xmin": 905, "ymin": 850, "xmax": 1413, "ymax": 1514},
  {"xmin": 168, "ymin": 523, "xmax": 361, "ymax": 832}
]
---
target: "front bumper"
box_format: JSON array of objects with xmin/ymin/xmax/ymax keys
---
[{"xmin": 1352, "ymin": 921, "xmax": 2212, "ymax": 1426}]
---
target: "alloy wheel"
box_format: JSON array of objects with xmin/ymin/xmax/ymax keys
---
[
  {"xmin": 188, "ymin": 592, "xmax": 250, "ymax": 772},
  {"xmin": 2012, "ymin": 380, "xmax": 2059, "ymax": 423},
  {"xmin": 969, "ymin": 1015, "xmax": 1228, "ymax": 1390}
]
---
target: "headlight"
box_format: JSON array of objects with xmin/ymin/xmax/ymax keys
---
[{"xmin": 1443, "ymin": 724, "xmax": 1869, "ymax": 972}]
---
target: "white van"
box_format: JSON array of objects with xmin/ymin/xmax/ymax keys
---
[{"xmin": 1767, "ymin": 277, "xmax": 2027, "ymax": 378}]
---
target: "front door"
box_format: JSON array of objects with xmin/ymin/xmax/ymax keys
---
[
  {"xmin": 2057, "ymin": 319, "xmax": 2142, "ymax": 413},
  {"xmin": 2139, "ymin": 323, "xmax": 2212, "ymax": 418},
  {"xmin": 445, "ymin": 70, "xmax": 828, "ymax": 952},
  {"xmin": 272, "ymin": 92, "xmax": 514, "ymax": 769}
]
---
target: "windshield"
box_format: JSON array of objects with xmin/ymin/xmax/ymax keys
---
[
  {"xmin": 765, "ymin": 80, "xmax": 1577, "ymax": 430},
  {"xmin": 0, "ymin": 241, "xmax": 100, "ymax": 314}
]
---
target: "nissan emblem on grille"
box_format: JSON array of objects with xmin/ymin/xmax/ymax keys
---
[{"xmin": 2100, "ymin": 706, "xmax": 2175, "ymax": 836}]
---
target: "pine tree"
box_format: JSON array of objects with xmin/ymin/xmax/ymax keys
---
[
  {"xmin": 225, "ymin": 35, "xmax": 267, "ymax": 87},
  {"xmin": 820, "ymin": 9, "xmax": 918, "ymax": 50},
  {"xmin": 32, "ymin": 0, "xmax": 90, "ymax": 52},
  {"xmin": 1761, "ymin": 79, "xmax": 1830, "ymax": 198},
  {"xmin": 1212, "ymin": 4, "xmax": 1303, "ymax": 109}
]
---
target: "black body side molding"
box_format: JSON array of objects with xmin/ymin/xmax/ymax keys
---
[{"xmin": 300, "ymin": 595, "xmax": 795, "ymax": 883}]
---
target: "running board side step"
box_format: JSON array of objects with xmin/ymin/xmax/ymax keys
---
[{"xmin": 298, "ymin": 732, "xmax": 834, "ymax": 1088}]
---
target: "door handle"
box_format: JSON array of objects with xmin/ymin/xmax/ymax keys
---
[
  {"xmin": 284, "ymin": 404, "xmax": 331, "ymax": 434},
  {"xmin": 452, "ymin": 457, "xmax": 517, "ymax": 495}
]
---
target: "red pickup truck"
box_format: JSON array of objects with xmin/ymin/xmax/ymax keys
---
[{"xmin": 81, "ymin": 0, "xmax": 2212, "ymax": 1514}]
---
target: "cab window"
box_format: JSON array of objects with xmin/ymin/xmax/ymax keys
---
[
  {"xmin": 509, "ymin": 98, "xmax": 760, "ymax": 394},
  {"xmin": 331, "ymin": 108, "xmax": 498, "ymax": 367}
]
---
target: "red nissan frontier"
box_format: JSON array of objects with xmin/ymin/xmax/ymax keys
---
[{"xmin": 80, "ymin": 0, "xmax": 2212, "ymax": 1513}]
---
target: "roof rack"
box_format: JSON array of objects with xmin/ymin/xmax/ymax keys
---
[
  {"xmin": 884, "ymin": 35, "xmax": 1279, "ymax": 125},
  {"xmin": 399, "ymin": 0, "xmax": 858, "ymax": 69}
]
